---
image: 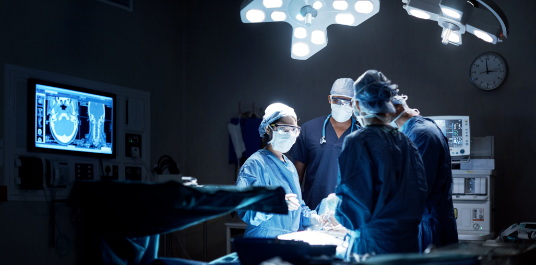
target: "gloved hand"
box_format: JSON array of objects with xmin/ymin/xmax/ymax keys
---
[
  {"xmin": 320, "ymin": 211, "xmax": 340, "ymax": 227},
  {"xmin": 325, "ymin": 193, "xmax": 339, "ymax": 212},
  {"xmin": 309, "ymin": 213, "xmax": 323, "ymax": 226},
  {"xmin": 285, "ymin": 193, "xmax": 300, "ymax": 211}
]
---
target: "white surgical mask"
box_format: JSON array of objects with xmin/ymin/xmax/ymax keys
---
[
  {"xmin": 269, "ymin": 130, "xmax": 297, "ymax": 153},
  {"xmin": 331, "ymin": 104, "xmax": 353, "ymax": 122},
  {"xmin": 352, "ymin": 103, "xmax": 367, "ymax": 128}
]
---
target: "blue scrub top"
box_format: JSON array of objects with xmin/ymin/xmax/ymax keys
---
[
  {"xmin": 236, "ymin": 149, "xmax": 316, "ymax": 238},
  {"xmin": 336, "ymin": 125, "xmax": 428, "ymax": 256},
  {"xmin": 400, "ymin": 116, "xmax": 458, "ymax": 251},
  {"xmin": 289, "ymin": 115, "xmax": 357, "ymax": 210}
]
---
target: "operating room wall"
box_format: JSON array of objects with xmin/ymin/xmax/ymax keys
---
[
  {"xmin": 182, "ymin": 0, "xmax": 536, "ymax": 247},
  {"xmin": 0, "ymin": 0, "xmax": 185, "ymax": 264}
]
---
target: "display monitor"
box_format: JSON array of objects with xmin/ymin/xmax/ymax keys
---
[
  {"xmin": 27, "ymin": 79, "xmax": 116, "ymax": 158},
  {"xmin": 426, "ymin": 116, "xmax": 470, "ymax": 157}
]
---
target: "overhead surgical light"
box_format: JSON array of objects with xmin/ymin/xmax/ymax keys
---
[
  {"xmin": 311, "ymin": 30, "xmax": 326, "ymax": 44},
  {"xmin": 271, "ymin": 11, "xmax": 287, "ymax": 21},
  {"xmin": 401, "ymin": 0, "xmax": 509, "ymax": 46},
  {"xmin": 355, "ymin": 0, "xmax": 374, "ymax": 14},
  {"xmin": 240, "ymin": 0, "xmax": 381, "ymax": 60},
  {"xmin": 473, "ymin": 29, "xmax": 494, "ymax": 43},
  {"xmin": 333, "ymin": 0, "xmax": 349, "ymax": 11},
  {"xmin": 246, "ymin": 9, "xmax": 266, "ymax": 23},
  {"xmin": 294, "ymin": 27, "xmax": 308, "ymax": 39},
  {"xmin": 441, "ymin": 7, "xmax": 461, "ymax": 19},
  {"xmin": 335, "ymin": 13, "xmax": 355, "ymax": 25},
  {"xmin": 409, "ymin": 9, "xmax": 431, "ymax": 19},
  {"xmin": 292, "ymin": 42, "xmax": 310, "ymax": 57},
  {"xmin": 263, "ymin": 0, "xmax": 283, "ymax": 8}
]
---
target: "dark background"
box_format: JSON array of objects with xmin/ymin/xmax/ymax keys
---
[{"xmin": 1, "ymin": 0, "xmax": 535, "ymax": 263}]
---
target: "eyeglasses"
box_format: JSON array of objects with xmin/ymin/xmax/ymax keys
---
[
  {"xmin": 331, "ymin": 97, "xmax": 352, "ymax": 107},
  {"xmin": 270, "ymin": 124, "xmax": 301, "ymax": 136}
]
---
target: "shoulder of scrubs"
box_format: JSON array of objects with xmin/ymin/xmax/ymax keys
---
[
  {"xmin": 237, "ymin": 150, "xmax": 269, "ymax": 187},
  {"xmin": 288, "ymin": 115, "xmax": 329, "ymax": 165},
  {"xmin": 236, "ymin": 150, "xmax": 275, "ymax": 225},
  {"xmin": 401, "ymin": 116, "xmax": 446, "ymax": 197}
]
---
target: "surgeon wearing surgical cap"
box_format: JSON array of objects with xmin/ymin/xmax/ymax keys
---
[
  {"xmin": 288, "ymin": 78, "xmax": 359, "ymax": 210},
  {"xmin": 335, "ymin": 70, "xmax": 428, "ymax": 258},
  {"xmin": 236, "ymin": 103, "xmax": 329, "ymax": 238},
  {"xmin": 390, "ymin": 95, "xmax": 458, "ymax": 252}
]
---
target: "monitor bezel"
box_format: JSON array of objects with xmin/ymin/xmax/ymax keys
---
[
  {"xmin": 426, "ymin": 115, "xmax": 470, "ymax": 158},
  {"xmin": 27, "ymin": 78, "xmax": 117, "ymax": 158}
]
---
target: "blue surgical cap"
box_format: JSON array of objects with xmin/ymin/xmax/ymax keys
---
[
  {"xmin": 354, "ymin": 70, "xmax": 399, "ymax": 114},
  {"xmin": 258, "ymin": 103, "xmax": 297, "ymax": 137},
  {"xmin": 330, "ymin": 78, "xmax": 355, "ymax": 98}
]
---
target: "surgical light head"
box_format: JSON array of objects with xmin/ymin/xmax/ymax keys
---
[
  {"xmin": 402, "ymin": 0, "xmax": 509, "ymax": 46},
  {"xmin": 240, "ymin": 0, "xmax": 381, "ymax": 60}
]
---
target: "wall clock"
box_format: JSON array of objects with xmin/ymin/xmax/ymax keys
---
[{"xmin": 470, "ymin": 52, "xmax": 508, "ymax": 91}]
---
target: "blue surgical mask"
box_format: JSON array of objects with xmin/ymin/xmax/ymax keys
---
[
  {"xmin": 331, "ymin": 104, "xmax": 353, "ymax": 122},
  {"xmin": 269, "ymin": 129, "xmax": 297, "ymax": 153},
  {"xmin": 390, "ymin": 110, "xmax": 407, "ymax": 129}
]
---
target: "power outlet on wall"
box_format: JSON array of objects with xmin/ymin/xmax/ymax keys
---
[
  {"xmin": 101, "ymin": 162, "xmax": 119, "ymax": 181},
  {"xmin": 125, "ymin": 166, "xmax": 142, "ymax": 181}
]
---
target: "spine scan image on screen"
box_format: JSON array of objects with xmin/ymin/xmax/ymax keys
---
[
  {"xmin": 34, "ymin": 84, "xmax": 113, "ymax": 154},
  {"xmin": 434, "ymin": 119, "xmax": 464, "ymax": 148}
]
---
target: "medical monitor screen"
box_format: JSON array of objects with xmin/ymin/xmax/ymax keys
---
[
  {"xmin": 434, "ymin": 119, "xmax": 464, "ymax": 148},
  {"xmin": 27, "ymin": 79, "xmax": 116, "ymax": 158}
]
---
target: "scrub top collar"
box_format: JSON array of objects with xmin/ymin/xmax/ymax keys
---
[{"xmin": 320, "ymin": 114, "xmax": 359, "ymax": 145}]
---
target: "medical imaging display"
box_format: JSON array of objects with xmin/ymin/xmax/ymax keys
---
[
  {"xmin": 32, "ymin": 83, "xmax": 114, "ymax": 155},
  {"xmin": 434, "ymin": 119, "xmax": 463, "ymax": 148}
]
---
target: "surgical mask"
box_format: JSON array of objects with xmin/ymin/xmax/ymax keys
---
[
  {"xmin": 269, "ymin": 129, "xmax": 297, "ymax": 153},
  {"xmin": 390, "ymin": 95, "xmax": 420, "ymax": 128},
  {"xmin": 390, "ymin": 110, "xmax": 407, "ymax": 129},
  {"xmin": 331, "ymin": 104, "xmax": 353, "ymax": 122},
  {"xmin": 352, "ymin": 103, "xmax": 367, "ymax": 128}
]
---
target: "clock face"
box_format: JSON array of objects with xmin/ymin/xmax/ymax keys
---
[{"xmin": 470, "ymin": 53, "xmax": 508, "ymax": 90}]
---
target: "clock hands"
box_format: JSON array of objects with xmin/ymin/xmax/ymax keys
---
[{"xmin": 479, "ymin": 68, "xmax": 503, "ymax": 74}]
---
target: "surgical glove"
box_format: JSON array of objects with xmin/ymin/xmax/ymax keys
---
[
  {"xmin": 321, "ymin": 211, "xmax": 340, "ymax": 227},
  {"xmin": 309, "ymin": 213, "xmax": 323, "ymax": 226},
  {"xmin": 285, "ymin": 193, "xmax": 300, "ymax": 211},
  {"xmin": 325, "ymin": 193, "xmax": 339, "ymax": 212}
]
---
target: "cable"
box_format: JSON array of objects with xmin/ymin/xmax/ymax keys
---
[
  {"xmin": 98, "ymin": 158, "xmax": 105, "ymax": 177},
  {"xmin": 43, "ymin": 187, "xmax": 73, "ymax": 258},
  {"xmin": 18, "ymin": 189, "xmax": 48, "ymax": 216},
  {"xmin": 155, "ymin": 155, "xmax": 180, "ymax": 174}
]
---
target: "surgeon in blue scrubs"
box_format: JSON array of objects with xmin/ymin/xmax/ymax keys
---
[
  {"xmin": 390, "ymin": 95, "xmax": 458, "ymax": 252},
  {"xmin": 335, "ymin": 70, "xmax": 427, "ymax": 258},
  {"xmin": 237, "ymin": 103, "xmax": 326, "ymax": 238},
  {"xmin": 289, "ymin": 78, "xmax": 359, "ymax": 210}
]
